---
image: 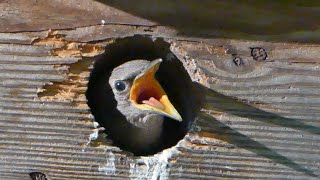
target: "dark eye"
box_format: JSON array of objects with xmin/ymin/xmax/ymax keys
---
[{"xmin": 114, "ymin": 80, "xmax": 126, "ymax": 91}]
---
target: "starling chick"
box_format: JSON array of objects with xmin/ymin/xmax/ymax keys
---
[{"xmin": 107, "ymin": 59, "xmax": 182, "ymax": 154}]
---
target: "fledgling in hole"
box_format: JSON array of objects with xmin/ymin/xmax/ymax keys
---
[
  {"xmin": 107, "ymin": 59, "xmax": 182, "ymax": 154},
  {"xmin": 86, "ymin": 36, "xmax": 200, "ymax": 156}
]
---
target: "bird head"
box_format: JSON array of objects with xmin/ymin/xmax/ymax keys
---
[{"xmin": 108, "ymin": 59, "xmax": 182, "ymax": 128}]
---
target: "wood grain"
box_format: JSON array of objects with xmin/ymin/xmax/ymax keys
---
[{"xmin": 0, "ymin": 1, "xmax": 319, "ymax": 180}]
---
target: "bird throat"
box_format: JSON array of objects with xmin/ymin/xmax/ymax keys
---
[{"xmin": 133, "ymin": 114, "xmax": 164, "ymax": 148}]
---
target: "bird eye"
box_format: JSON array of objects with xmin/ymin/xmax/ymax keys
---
[{"xmin": 114, "ymin": 80, "xmax": 126, "ymax": 91}]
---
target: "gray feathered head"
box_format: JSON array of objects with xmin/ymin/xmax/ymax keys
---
[{"xmin": 108, "ymin": 59, "xmax": 182, "ymax": 128}]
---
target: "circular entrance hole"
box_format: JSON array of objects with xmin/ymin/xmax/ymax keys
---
[{"xmin": 86, "ymin": 35, "xmax": 200, "ymax": 156}]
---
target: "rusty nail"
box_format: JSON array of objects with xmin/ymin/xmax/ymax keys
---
[
  {"xmin": 251, "ymin": 47, "xmax": 267, "ymax": 61},
  {"xmin": 233, "ymin": 57, "xmax": 244, "ymax": 66}
]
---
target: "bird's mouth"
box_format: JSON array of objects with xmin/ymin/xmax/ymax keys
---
[{"xmin": 129, "ymin": 59, "xmax": 182, "ymax": 122}]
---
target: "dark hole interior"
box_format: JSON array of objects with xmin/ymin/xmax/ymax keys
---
[{"xmin": 86, "ymin": 35, "xmax": 201, "ymax": 156}]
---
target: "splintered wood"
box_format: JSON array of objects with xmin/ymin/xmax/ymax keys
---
[
  {"xmin": 0, "ymin": 1, "xmax": 320, "ymax": 180},
  {"xmin": 35, "ymin": 30, "xmax": 105, "ymax": 105}
]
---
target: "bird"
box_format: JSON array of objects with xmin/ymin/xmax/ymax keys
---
[{"xmin": 89, "ymin": 58, "xmax": 184, "ymax": 155}]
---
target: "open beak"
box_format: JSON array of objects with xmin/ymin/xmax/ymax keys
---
[{"xmin": 129, "ymin": 59, "xmax": 182, "ymax": 122}]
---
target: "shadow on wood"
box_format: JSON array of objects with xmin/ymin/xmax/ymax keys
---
[
  {"xmin": 196, "ymin": 83, "xmax": 319, "ymax": 177},
  {"xmin": 96, "ymin": 0, "xmax": 320, "ymax": 42},
  {"xmin": 199, "ymin": 84, "xmax": 320, "ymax": 135}
]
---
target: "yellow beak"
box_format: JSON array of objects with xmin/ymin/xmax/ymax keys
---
[{"xmin": 129, "ymin": 59, "xmax": 182, "ymax": 122}]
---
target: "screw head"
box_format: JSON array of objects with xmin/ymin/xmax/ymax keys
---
[{"xmin": 251, "ymin": 47, "xmax": 267, "ymax": 61}]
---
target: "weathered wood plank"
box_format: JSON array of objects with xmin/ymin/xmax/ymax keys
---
[
  {"xmin": 0, "ymin": 0, "xmax": 154, "ymax": 33},
  {"xmin": 0, "ymin": 1, "xmax": 319, "ymax": 180},
  {"xmin": 3, "ymin": 1, "xmax": 320, "ymax": 42}
]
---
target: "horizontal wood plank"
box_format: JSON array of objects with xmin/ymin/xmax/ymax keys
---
[{"xmin": 0, "ymin": 1, "xmax": 319, "ymax": 180}]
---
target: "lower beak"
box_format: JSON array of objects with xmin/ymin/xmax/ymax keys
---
[{"xmin": 129, "ymin": 59, "xmax": 182, "ymax": 122}]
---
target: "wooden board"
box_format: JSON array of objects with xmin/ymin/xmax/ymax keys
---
[{"xmin": 0, "ymin": 1, "xmax": 319, "ymax": 179}]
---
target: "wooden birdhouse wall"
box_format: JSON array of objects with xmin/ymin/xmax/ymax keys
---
[{"xmin": 0, "ymin": 1, "xmax": 319, "ymax": 179}]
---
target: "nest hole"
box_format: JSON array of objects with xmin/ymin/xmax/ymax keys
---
[{"xmin": 86, "ymin": 35, "xmax": 201, "ymax": 156}]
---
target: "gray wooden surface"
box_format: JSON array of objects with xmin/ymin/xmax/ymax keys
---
[{"xmin": 0, "ymin": 1, "xmax": 319, "ymax": 179}]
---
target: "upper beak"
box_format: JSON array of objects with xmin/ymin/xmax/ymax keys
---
[{"xmin": 129, "ymin": 59, "xmax": 182, "ymax": 122}]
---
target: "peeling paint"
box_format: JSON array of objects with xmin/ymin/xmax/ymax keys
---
[
  {"xmin": 177, "ymin": 166, "xmax": 184, "ymax": 178},
  {"xmin": 129, "ymin": 161, "xmax": 149, "ymax": 180},
  {"xmin": 36, "ymin": 88, "xmax": 45, "ymax": 93},
  {"xmin": 82, "ymin": 128, "xmax": 99, "ymax": 152},
  {"xmin": 89, "ymin": 129, "xmax": 99, "ymax": 141},
  {"xmin": 98, "ymin": 152, "xmax": 117, "ymax": 176},
  {"xmin": 93, "ymin": 121, "xmax": 99, "ymax": 128},
  {"xmin": 129, "ymin": 145, "xmax": 180, "ymax": 180}
]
